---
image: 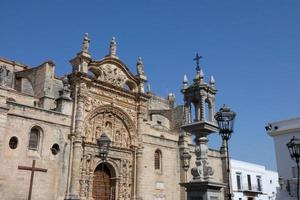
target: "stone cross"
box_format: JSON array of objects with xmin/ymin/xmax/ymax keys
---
[
  {"xmin": 193, "ymin": 53, "xmax": 202, "ymax": 72},
  {"xmin": 18, "ymin": 160, "xmax": 48, "ymax": 200}
]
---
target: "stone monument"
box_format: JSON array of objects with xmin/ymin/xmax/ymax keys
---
[{"xmin": 180, "ymin": 53, "xmax": 226, "ymax": 200}]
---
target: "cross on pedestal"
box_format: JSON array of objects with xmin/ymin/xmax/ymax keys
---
[
  {"xmin": 193, "ymin": 53, "xmax": 202, "ymax": 71},
  {"xmin": 18, "ymin": 160, "xmax": 47, "ymax": 200}
]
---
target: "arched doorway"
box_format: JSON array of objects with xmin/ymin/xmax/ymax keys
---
[{"xmin": 92, "ymin": 163, "xmax": 116, "ymax": 200}]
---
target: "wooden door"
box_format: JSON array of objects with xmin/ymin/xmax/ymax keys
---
[{"xmin": 92, "ymin": 164, "xmax": 111, "ymax": 200}]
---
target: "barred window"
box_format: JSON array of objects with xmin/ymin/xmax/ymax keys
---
[
  {"xmin": 29, "ymin": 127, "xmax": 40, "ymax": 150},
  {"xmin": 154, "ymin": 150, "xmax": 162, "ymax": 170}
]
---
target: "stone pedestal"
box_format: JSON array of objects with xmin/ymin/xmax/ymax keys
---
[{"xmin": 181, "ymin": 181, "xmax": 226, "ymax": 200}]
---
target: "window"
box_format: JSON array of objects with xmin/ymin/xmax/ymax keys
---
[
  {"xmin": 154, "ymin": 150, "xmax": 162, "ymax": 170},
  {"xmin": 9, "ymin": 136, "xmax": 18, "ymax": 149},
  {"xmin": 29, "ymin": 127, "xmax": 40, "ymax": 150},
  {"xmin": 236, "ymin": 173, "xmax": 242, "ymax": 190},
  {"xmin": 247, "ymin": 174, "xmax": 252, "ymax": 190},
  {"xmin": 257, "ymin": 176, "xmax": 262, "ymax": 191},
  {"xmin": 50, "ymin": 143, "xmax": 60, "ymax": 155}
]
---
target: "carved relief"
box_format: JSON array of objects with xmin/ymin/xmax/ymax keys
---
[
  {"xmin": 89, "ymin": 87, "xmax": 136, "ymax": 105},
  {"xmin": 84, "ymin": 106, "xmax": 135, "ymax": 148},
  {"xmin": 119, "ymin": 159, "xmax": 132, "ymax": 200},
  {"xmin": 90, "ymin": 64, "xmax": 128, "ymax": 88}
]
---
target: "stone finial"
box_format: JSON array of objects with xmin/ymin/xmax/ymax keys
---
[
  {"xmin": 109, "ymin": 37, "xmax": 117, "ymax": 57},
  {"xmin": 168, "ymin": 92, "xmax": 176, "ymax": 108},
  {"xmin": 137, "ymin": 57, "xmax": 145, "ymax": 76},
  {"xmin": 183, "ymin": 74, "xmax": 189, "ymax": 89},
  {"xmin": 147, "ymin": 83, "xmax": 151, "ymax": 93},
  {"xmin": 194, "ymin": 69, "xmax": 204, "ymax": 84},
  {"xmin": 209, "ymin": 75, "xmax": 215, "ymax": 87},
  {"xmin": 199, "ymin": 69, "xmax": 204, "ymax": 78},
  {"xmin": 62, "ymin": 75, "xmax": 69, "ymax": 89},
  {"xmin": 168, "ymin": 92, "xmax": 175, "ymax": 100},
  {"xmin": 82, "ymin": 33, "xmax": 90, "ymax": 53}
]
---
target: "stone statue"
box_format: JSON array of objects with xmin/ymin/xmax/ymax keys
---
[
  {"xmin": 137, "ymin": 57, "xmax": 145, "ymax": 76},
  {"xmin": 109, "ymin": 37, "xmax": 117, "ymax": 56},
  {"xmin": 82, "ymin": 33, "xmax": 90, "ymax": 53},
  {"xmin": 0, "ymin": 65, "xmax": 8, "ymax": 86}
]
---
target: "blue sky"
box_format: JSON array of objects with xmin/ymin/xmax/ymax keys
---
[{"xmin": 1, "ymin": 0, "xmax": 300, "ymax": 170}]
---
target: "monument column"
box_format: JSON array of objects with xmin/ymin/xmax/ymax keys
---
[{"xmin": 180, "ymin": 53, "xmax": 226, "ymax": 200}]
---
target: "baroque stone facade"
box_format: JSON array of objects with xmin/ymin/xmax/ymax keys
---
[{"xmin": 0, "ymin": 34, "xmax": 227, "ymax": 200}]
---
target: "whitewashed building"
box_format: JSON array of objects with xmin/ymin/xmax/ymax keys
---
[
  {"xmin": 266, "ymin": 117, "xmax": 300, "ymax": 199},
  {"xmin": 230, "ymin": 159, "xmax": 279, "ymax": 200}
]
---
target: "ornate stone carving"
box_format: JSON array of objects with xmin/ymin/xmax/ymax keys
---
[
  {"xmin": 97, "ymin": 64, "xmax": 127, "ymax": 88},
  {"xmin": 119, "ymin": 159, "xmax": 132, "ymax": 200},
  {"xmin": 191, "ymin": 136, "xmax": 214, "ymax": 181},
  {"xmin": 84, "ymin": 106, "xmax": 135, "ymax": 148},
  {"xmin": 85, "ymin": 96, "xmax": 106, "ymax": 112}
]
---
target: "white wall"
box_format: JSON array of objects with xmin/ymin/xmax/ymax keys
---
[
  {"xmin": 230, "ymin": 159, "xmax": 279, "ymax": 200},
  {"xmin": 273, "ymin": 132, "xmax": 299, "ymax": 179},
  {"xmin": 267, "ymin": 117, "xmax": 300, "ymax": 198}
]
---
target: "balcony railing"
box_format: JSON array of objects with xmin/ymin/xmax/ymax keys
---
[{"xmin": 237, "ymin": 184, "xmax": 263, "ymax": 193}]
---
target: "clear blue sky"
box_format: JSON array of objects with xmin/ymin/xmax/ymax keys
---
[{"xmin": 1, "ymin": 0, "xmax": 300, "ymax": 170}]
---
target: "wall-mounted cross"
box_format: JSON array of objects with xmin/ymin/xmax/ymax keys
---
[
  {"xmin": 18, "ymin": 160, "xmax": 48, "ymax": 200},
  {"xmin": 193, "ymin": 53, "xmax": 202, "ymax": 71}
]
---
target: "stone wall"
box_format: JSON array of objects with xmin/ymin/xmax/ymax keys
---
[{"xmin": 0, "ymin": 95, "xmax": 71, "ymax": 200}]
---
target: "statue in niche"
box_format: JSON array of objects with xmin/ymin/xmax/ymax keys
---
[
  {"xmin": 104, "ymin": 121, "xmax": 112, "ymax": 136},
  {"xmin": 115, "ymin": 130, "xmax": 121, "ymax": 146},
  {"xmin": 95, "ymin": 126, "xmax": 101, "ymax": 139}
]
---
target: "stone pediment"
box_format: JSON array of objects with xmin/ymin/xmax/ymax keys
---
[{"xmin": 88, "ymin": 57, "xmax": 139, "ymax": 92}]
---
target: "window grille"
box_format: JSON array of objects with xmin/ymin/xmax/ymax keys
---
[{"xmin": 29, "ymin": 128, "xmax": 40, "ymax": 150}]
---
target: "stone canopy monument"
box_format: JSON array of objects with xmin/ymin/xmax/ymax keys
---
[{"xmin": 0, "ymin": 34, "xmax": 228, "ymax": 200}]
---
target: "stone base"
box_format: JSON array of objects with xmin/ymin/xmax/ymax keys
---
[
  {"xmin": 180, "ymin": 180, "xmax": 226, "ymax": 200},
  {"xmin": 64, "ymin": 194, "xmax": 80, "ymax": 200}
]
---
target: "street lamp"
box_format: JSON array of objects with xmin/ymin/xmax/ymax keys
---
[
  {"xmin": 215, "ymin": 105, "xmax": 236, "ymax": 200},
  {"xmin": 97, "ymin": 133, "xmax": 112, "ymax": 161},
  {"xmin": 287, "ymin": 136, "xmax": 300, "ymax": 200}
]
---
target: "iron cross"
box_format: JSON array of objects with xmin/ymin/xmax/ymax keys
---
[
  {"xmin": 193, "ymin": 53, "xmax": 202, "ymax": 71},
  {"xmin": 18, "ymin": 160, "xmax": 48, "ymax": 200}
]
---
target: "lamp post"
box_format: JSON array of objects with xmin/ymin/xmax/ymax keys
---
[
  {"xmin": 97, "ymin": 133, "xmax": 112, "ymax": 161},
  {"xmin": 287, "ymin": 136, "xmax": 300, "ymax": 200},
  {"xmin": 214, "ymin": 105, "xmax": 236, "ymax": 200}
]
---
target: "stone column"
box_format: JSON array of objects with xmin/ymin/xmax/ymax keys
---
[
  {"xmin": 135, "ymin": 147, "xmax": 143, "ymax": 200},
  {"xmin": 67, "ymin": 91, "xmax": 85, "ymax": 200},
  {"xmin": 135, "ymin": 110, "xmax": 144, "ymax": 200}
]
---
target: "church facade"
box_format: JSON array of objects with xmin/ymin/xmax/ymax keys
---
[{"xmin": 0, "ymin": 34, "xmax": 227, "ymax": 200}]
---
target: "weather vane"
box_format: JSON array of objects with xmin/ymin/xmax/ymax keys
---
[{"xmin": 193, "ymin": 53, "xmax": 202, "ymax": 71}]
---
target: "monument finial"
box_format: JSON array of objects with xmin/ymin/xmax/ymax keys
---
[
  {"xmin": 82, "ymin": 33, "xmax": 90, "ymax": 53},
  {"xmin": 209, "ymin": 75, "xmax": 215, "ymax": 86},
  {"xmin": 183, "ymin": 74, "xmax": 189, "ymax": 89},
  {"xmin": 109, "ymin": 37, "xmax": 117, "ymax": 57},
  {"xmin": 193, "ymin": 53, "xmax": 202, "ymax": 72}
]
